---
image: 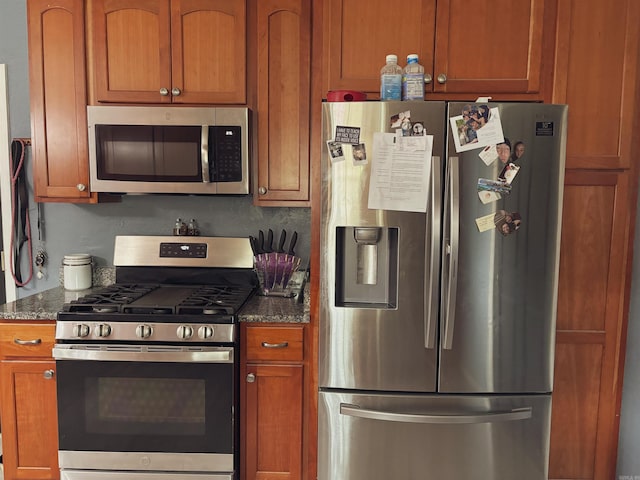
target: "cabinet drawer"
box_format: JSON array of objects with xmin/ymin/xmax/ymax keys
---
[
  {"xmin": 245, "ymin": 325, "xmax": 303, "ymax": 362},
  {"xmin": 0, "ymin": 323, "xmax": 55, "ymax": 358}
]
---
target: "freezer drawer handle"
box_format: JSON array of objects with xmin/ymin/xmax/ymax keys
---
[{"xmin": 340, "ymin": 403, "xmax": 532, "ymax": 424}]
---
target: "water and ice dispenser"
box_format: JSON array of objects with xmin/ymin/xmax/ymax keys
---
[{"xmin": 335, "ymin": 226, "xmax": 398, "ymax": 308}]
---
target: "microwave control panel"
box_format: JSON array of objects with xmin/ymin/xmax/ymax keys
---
[{"xmin": 210, "ymin": 126, "xmax": 242, "ymax": 182}]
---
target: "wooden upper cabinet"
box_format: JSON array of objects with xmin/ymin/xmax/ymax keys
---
[
  {"xmin": 253, "ymin": 0, "xmax": 311, "ymax": 205},
  {"xmin": 89, "ymin": 0, "xmax": 246, "ymax": 104},
  {"xmin": 323, "ymin": 0, "xmax": 546, "ymax": 98},
  {"xmin": 552, "ymin": 0, "xmax": 640, "ymax": 169},
  {"xmin": 27, "ymin": 0, "xmax": 93, "ymax": 202}
]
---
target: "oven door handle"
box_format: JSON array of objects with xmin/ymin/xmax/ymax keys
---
[{"xmin": 52, "ymin": 346, "xmax": 234, "ymax": 363}]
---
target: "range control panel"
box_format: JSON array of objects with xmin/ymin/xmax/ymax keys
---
[{"xmin": 160, "ymin": 242, "xmax": 207, "ymax": 258}]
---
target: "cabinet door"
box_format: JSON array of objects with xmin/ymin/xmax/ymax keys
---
[
  {"xmin": 27, "ymin": 0, "xmax": 93, "ymax": 202},
  {"xmin": 323, "ymin": 0, "xmax": 436, "ymax": 96},
  {"xmin": 254, "ymin": 0, "xmax": 311, "ymax": 204},
  {"xmin": 171, "ymin": 0, "xmax": 246, "ymax": 104},
  {"xmin": 432, "ymin": 0, "xmax": 544, "ymax": 94},
  {"xmin": 244, "ymin": 364, "xmax": 303, "ymax": 480},
  {"xmin": 0, "ymin": 360, "xmax": 59, "ymax": 480},
  {"xmin": 90, "ymin": 0, "xmax": 173, "ymax": 103},
  {"xmin": 323, "ymin": 0, "xmax": 545, "ymax": 98},
  {"xmin": 552, "ymin": 0, "xmax": 640, "ymax": 169},
  {"xmin": 549, "ymin": 170, "xmax": 632, "ymax": 480}
]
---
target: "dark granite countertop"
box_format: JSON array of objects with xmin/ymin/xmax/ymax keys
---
[{"xmin": 0, "ymin": 285, "xmax": 309, "ymax": 324}]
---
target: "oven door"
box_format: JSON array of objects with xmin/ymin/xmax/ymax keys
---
[{"xmin": 53, "ymin": 344, "xmax": 237, "ymax": 475}]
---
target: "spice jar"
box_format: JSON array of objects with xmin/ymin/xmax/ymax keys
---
[{"xmin": 63, "ymin": 254, "xmax": 92, "ymax": 290}]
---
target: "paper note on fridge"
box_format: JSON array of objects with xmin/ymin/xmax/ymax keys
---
[
  {"xmin": 368, "ymin": 132, "xmax": 432, "ymax": 213},
  {"xmin": 450, "ymin": 107, "xmax": 505, "ymax": 153}
]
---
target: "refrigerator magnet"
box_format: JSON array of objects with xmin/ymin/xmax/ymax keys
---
[
  {"xmin": 478, "ymin": 144, "xmax": 499, "ymax": 165},
  {"xmin": 450, "ymin": 106, "xmax": 504, "ymax": 153},
  {"xmin": 498, "ymin": 162, "xmax": 520, "ymax": 184},
  {"xmin": 335, "ymin": 126, "xmax": 361, "ymax": 145},
  {"xmin": 494, "ymin": 210, "xmax": 522, "ymax": 236},
  {"xmin": 475, "ymin": 213, "xmax": 496, "ymax": 232},
  {"xmin": 478, "ymin": 178, "xmax": 511, "ymax": 195},
  {"xmin": 327, "ymin": 140, "xmax": 345, "ymax": 162},
  {"xmin": 478, "ymin": 190, "xmax": 501, "ymax": 204},
  {"xmin": 352, "ymin": 143, "xmax": 368, "ymax": 165},
  {"xmin": 390, "ymin": 110, "xmax": 411, "ymax": 129}
]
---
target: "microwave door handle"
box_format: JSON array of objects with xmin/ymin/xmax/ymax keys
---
[
  {"xmin": 340, "ymin": 404, "xmax": 532, "ymax": 424},
  {"xmin": 201, "ymin": 125, "xmax": 211, "ymax": 183},
  {"xmin": 442, "ymin": 156, "xmax": 460, "ymax": 350},
  {"xmin": 425, "ymin": 155, "xmax": 441, "ymax": 349}
]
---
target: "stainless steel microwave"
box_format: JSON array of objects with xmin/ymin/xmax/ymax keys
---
[{"xmin": 87, "ymin": 106, "xmax": 250, "ymax": 195}]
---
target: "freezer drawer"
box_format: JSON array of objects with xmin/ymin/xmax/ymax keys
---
[{"xmin": 318, "ymin": 391, "xmax": 551, "ymax": 480}]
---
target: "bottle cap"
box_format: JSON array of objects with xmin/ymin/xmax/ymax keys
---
[
  {"xmin": 386, "ymin": 54, "xmax": 398, "ymax": 63},
  {"xmin": 407, "ymin": 54, "xmax": 419, "ymax": 63}
]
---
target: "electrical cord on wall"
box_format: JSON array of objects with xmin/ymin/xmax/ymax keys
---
[{"xmin": 9, "ymin": 138, "xmax": 33, "ymax": 287}]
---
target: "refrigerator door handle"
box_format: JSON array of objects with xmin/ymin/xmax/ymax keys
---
[
  {"xmin": 442, "ymin": 156, "xmax": 460, "ymax": 350},
  {"xmin": 425, "ymin": 155, "xmax": 442, "ymax": 349},
  {"xmin": 340, "ymin": 403, "xmax": 532, "ymax": 424}
]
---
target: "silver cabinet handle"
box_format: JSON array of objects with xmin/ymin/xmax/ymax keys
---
[
  {"xmin": 340, "ymin": 404, "xmax": 532, "ymax": 424},
  {"xmin": 77, "ymin": 183, "xmax": 86, "ymax": 192},
  {"xmin": 43, "ymin": 369, "xmax": 55, "ymax": 379},
  {"xmin": 437, "ymin": 73, "xmax": 447, "ymax": 84},
  {"xmin": 246, "ymin": 373, "xmax": 256, "ymax": 383},
  {"xmin": 424, "ymin": 73, "xmax": 433, "ymax": 84},
  {"xmin": 425, "ymin": 155, "xmax": 441, "ymax": 349},
  {"xmin": 261, "ymin": 342, "xmax": 288, "ymax": 348},
  {"xmin": 159, "ymin": 87, "xmax": 169, "ymax": 96},
  {"xmin": 171, "ymin": 87, "xmax": 181, "ymax": 96},
  {"xmin": 14, "ymin": 338, "xmax": 42, "ymax": 345},
  {"xmin": 201, "ymin": 126, "xmax": 211, "ymax": 183},
  {"xmin": 442, "ymin": 157, "xmax": 460, "ymax": 350},
  {"xmin": 258, "ymin": 186, "xmax": 268, "ymax": 195}
]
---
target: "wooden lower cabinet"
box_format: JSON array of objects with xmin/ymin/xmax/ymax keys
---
[
  {"xmin": 549, "ymin": 170, "xmax": 633, "ymax": 480},
  {"xmin": 0, "ymin": 322, "xmax": 59, "ymax": 480},
  {"xmin": 241, "ymin": 324, "xmax": 304, "ymax": 480}
]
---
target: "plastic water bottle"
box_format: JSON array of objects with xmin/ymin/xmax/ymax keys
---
[
  {"xmin": 402, "ymin": 54, "xmax": 425, "ymax": 101},
  {"xmin": 380, "ymin": 54, "xmax": 402, "ymax": 100}
]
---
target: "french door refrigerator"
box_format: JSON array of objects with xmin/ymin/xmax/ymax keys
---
[{"xmin": 319, "ymin": 101, "xmax": 567, "ymax": 480}]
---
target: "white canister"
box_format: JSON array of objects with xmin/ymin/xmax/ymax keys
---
[{"xmin": 63, "ymin": 254, "xmax": 92, "ymax": 290}]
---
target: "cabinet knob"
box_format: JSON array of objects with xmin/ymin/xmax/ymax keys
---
[
  {"xmin": 160, "ymin": 87, "xmax": 169, "ymax": 96},
  {"xmin": 246, "ymin": 373, "xmax": 256, "ymax": 383},
  {"xmin": 424, "ymin": 73, "xmax": 433, "ymax": 84},
  {"xmin": 44, "ymin": 369, "xmax": 55, "ymax": 380},
  {"xmin": 258, "ymin": 186, "xmax": 267, "ymax": 195},
  {"xmin": 77, "ymin": 183, "xmax": 87, "ymax": 192},
  {"xmin": 171, "ymin": 87, "xmax": 182, "ymax": 96},
  {"xmin": 437, "ymin": 73, "xmax": 447, "ymax": 84}
]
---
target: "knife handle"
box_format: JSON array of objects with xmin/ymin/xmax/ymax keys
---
[
  {"xmin": 277, "ymin": 229, "xmax": 287, "ymax": 253},
  {"xmin": 287, "ymin": 231, "xmax": 298, "ymax": 255}
]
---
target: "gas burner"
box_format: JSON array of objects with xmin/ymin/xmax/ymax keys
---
[{"xmin": 92, "ymin": 306, "xmax": 119, "ymax": 313}]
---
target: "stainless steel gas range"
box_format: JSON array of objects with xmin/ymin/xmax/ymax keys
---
[{"xmin": 53, "ymin": 236, "xmax": 258, "ymax": 480}]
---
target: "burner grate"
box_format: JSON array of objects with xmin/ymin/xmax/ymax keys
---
[
  {"xmin": 64, "ymin": 285, "xmax": 159, "ymax": 313},
  {"xmin": 176, "ymin": 285, "xmax": 255, "ymax": 315}
]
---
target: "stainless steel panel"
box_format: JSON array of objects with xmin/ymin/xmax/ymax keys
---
[
  {"xmin": 52, "ymin": 344, "xmax": 234, "ymax": 363},
  {"xmin": 59, "ymin": 450, "xmax": 233, "ymax": 473},
  {"xmin": 319, "ymin": 391, "xmax": 551, "ymax": 480},
  {"xmin": 439, "ymin": 103, "xmax": 567, "ymax": 393},
  {"xmin": 320, "ymin": 101, "xmax": 446, "ymax": 392},
  {"xmin": 113, "ymin": 236, "xmax": 254, "ymax": 268}
]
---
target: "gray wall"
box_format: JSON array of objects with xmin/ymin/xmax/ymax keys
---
[{"xmin": 0, "ymin": 2, "xmax": 310, "ymax": 298}]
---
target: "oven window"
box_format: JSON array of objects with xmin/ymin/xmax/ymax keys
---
[
  {"xmin": 87, "ymin": 377, "xmax": 205, "ymax": 436},
  {"xmin": 56, "ymin": 360, "xmax": 235, "ymax": 454}
]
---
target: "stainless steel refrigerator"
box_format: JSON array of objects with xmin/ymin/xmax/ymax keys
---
[{"xmin": 318, "ymin": 101, "xmax": 567, "ymax": 480}]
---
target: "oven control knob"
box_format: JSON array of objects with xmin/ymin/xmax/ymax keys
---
[
  {"xmin": 177, "ymin": 325, "xmax": 194, "ymax": 339},
  {"xmin": 96, "ymin": 324, "xmax": 112, "ymax": 337},
  {"xmin": 136, "ymin": 324, "xmax": 153, "ymax": 339},
  {"xmin": 73, "ymin": 323, "xmax": 90, "ymax": 338},
  {"xmin": 198, "ymin": 325, "xmax": 214, "ymax": 339}
]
